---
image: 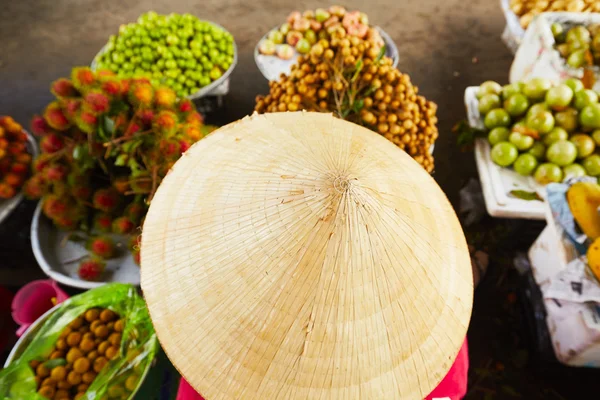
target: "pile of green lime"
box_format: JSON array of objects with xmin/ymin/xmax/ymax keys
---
[
  {"xmin": 477, "ymin": 77, "xmax": 600, "ymax": 184},
  {"xmin": 94, "ymin": 11, "xmax": 236, "ymax": 98}
]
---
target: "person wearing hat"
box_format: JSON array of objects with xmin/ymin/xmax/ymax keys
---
[{"xmin": 141, "ymin": 112, "xmax": 473, "ymax": 400}]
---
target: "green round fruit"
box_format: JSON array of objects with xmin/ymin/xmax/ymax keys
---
[
  {"xmin": 509, "ymin": 132, "xmax": 534, "ymax": 151},
  {"xmin": 504, "ymin": 93, "xmax": 530, "ymax": 117},
  {"xmin": 488, "ymin": 127, "xmax": 510, "ymax": 146},
  {"xmin": 523, "ymin": 77, "xmax": 553, "ymax": 101},
  {"xmin": 526, "ymin": 103, "xmax": 550, "ymax": 119},
  {"xmin": 528, "ymin": 142, "xmax": 547, "ymax": 160},
  {"xmin": 592, "ymin": 130, "xmax": 600, "ymax": 146},
  {"xmin": 534, "ymin": 163, "xmax": 564, "ymax": 184},
  {"xmin": 514, "ymin": 153, "xmax": 539, "ymax": 176},
  {"xmin": 567, "ymin": 49, "xmax": 587, "ymax": 69},
  {"xmin": 580, "ymin": 104, "xmax": 600, "ymax": 129},
  {"xmin": 551, "ymin": 22, "xmax": 564, "ymax": 39},
  {"xmin": 477, "ymin": 81, "xmax": 502, "ymax": 98},
  {"xmin": 555, "ymin": 108, "xmax": 579, "ymax": 132},
  {"xmin": 570, "ymin": 134, "xmax": 596, "ymax": 158},
  {"xmin": 574, "ymin": 89, "xmax": 599, "ymax": 110},
  {"xmin": 564, "ymin": 78, "xmax": 585, "ymax": 94},
  {"xmin": 491, "ymin": 142, "xmax": 519, "ymax": 167},
  {"xmin": 563, "ymin": 163, "xmax": 587, "ymax": 179},
  {"xmin": 479, "ymin": 94, "xmax": 501, "ymax": 115},
  {"xmin": 484, "ymin": 108, "xmax": 511, "ymax": 129},
  {"xmin": 543, "ymin": 127, "xmax": 569, "ymax": 146},
  {"xmin": 502, "ymin": 83, "xmax": 522, "ymax": 99},
  {"xmin": 583, "ymin": 154, "xmax": 600, "ymax": 176},
  {"xmin": 546, "ymin": 140, "xmax": 578, "ymax": 166},
  {"xmin": 526, "ymin": 110, "xmax": 555, "ymax": 134},
  {"xmin": 545, "ymin": 84, "xmax": 574, "ymax": 110},
  {"xmin": 566, "ymin": 26, "xmax": 592, "ymax": 44}
]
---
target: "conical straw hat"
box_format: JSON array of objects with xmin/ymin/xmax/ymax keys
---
[{"xmin": 141, "ymin": 112, "xmax": 472, "ymax": 400}]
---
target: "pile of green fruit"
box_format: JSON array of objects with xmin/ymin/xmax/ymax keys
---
[
  {"xmin": 477, "ymin": 77, "xmax": 600, "ymax": 184},
  {"xmin": 93, "ymin": 11, "xmax": 235, "ymax": 99},
  {"xmin": 24, "ymin": 67, "xmax": 210, "ymax": 280},
  {"xmin": 552, "ymin": 22, "xmax": 600, "ymax": 68}
]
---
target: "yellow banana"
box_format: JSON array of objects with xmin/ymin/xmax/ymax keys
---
[
  {"xmin": 587, "ymin": 238, "xmax": 600, "ymax": 281},
  {"xmin": 567, "ymin": 181, "xmax": 600, "ymax": 241}
]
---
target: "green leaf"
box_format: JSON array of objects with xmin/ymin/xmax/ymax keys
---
[
  {"xmin": 351, "ymin": 59, "xmax": 363, "ymax": 82},
  {"xmin": 453, "ymin": 120, "xmax": 486, "ymax": 147},
  {"xmin": 352, "ymin": 99, "xmax": 364, "ymax": 113},
  {"xmin": 115, "ymin": 154, "xmax": 128, "ymax": 166},
  {"xmin": 103, "ymin": 116, "xmax": 115, "ymax": 136},
  {"xmin": 375, "ymin": 45, "xmax": 386, "ymax": 63},
  {"xmin": 97, "ymin": 119, "xmax": 108, "ymax": 141},
  {"xmin": 509, "ymin": 190, "xmax": 542, "ymax": 202},
  {"xmin": 43, "ymin": 358, "xmax": 67, "ymax": 369},
  {"xmin": 363, "ymin": 86, "xmax": 377, "ymax": 97},
  {"xmin": 341, "ymin": 109, "xmax": 351, "ymax": 118},
  {"xmin": 72, "ymin": 144, "xmax": 84, "ymax": 160},
  {"xmin": 110, "ymin": 100, "xmax": 129, "ymax": 115},
  {"xmin": 128, "ymin": 158, "xmax": 140, "ymax": 172}
]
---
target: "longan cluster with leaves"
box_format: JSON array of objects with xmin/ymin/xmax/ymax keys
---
[
  {"xmin": 255, "ymin": 36, "xmax": 438, "ymax": 172},
  {"xmin": 24, "ymin": 67, "xmax": 211, "ymax": 274}
]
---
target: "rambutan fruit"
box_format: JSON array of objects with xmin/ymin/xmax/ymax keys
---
[
  {"xmin": 71, "ymin": 67, "xmax": 95, "ymax": 91},
  {"xmin": 112, "ymin": 216, "xmax": 135, "ymax": 234},
  {"xmin": 154, "ymin": 87, "xmax": 177, "ymax": 108},
  {"xmin": 30, "ymin": 115, "xmax": 52, "ymax": 137},
  {"xmin": 40, "ymin": 133, "xmax": 64, "ymax": 154},
  {"xmin": 178, "ymin": 99, "xmax": 194, "ymax": 113},
  {"xmin": 42, "ymin": 194, "xmax": 69, "ymax": 219},
  {"xmin": 0, "ymin": 183, "xmax": 16, "ymax": 199},
  {"xmin": 62, "ymin": 99, "xmax": 82, "ymax": 119},
  {"xmin": 23, "ymin": 175, "xmax": 47, "ymax": 199},
  {"xmin": 54, "ymin": 214, "xmax": 79, "ymax": 230},
  {"xmin": 159, "ymin": 139, "xmax": 179, "ymax": 158},
  {"xmin": 51, "ymin": 78, "xmax": 77, "ymax": 98},
  {"xmin": 124, "ymin": 122, "xmax": 141, "ymax": 137},
  {"xmin": 11, "ymin": 163, "xmax": 29, "ymax": 176},
  {"xmin": 0, "ymin": 138, "xmax": 7, "ymax": 150},
  {"xmin": 72, "ymin": 184, "xmax": 92, "ymax": 202},
  {"xmin": 179, "ymin": 140, "xmax": 191, "ymax": 153},
  {"xmin": 93, "ymin": 213, "xmax": 113, "ymax": 233},
  {"xmin": 92, "ymin": 188, "xmax": 120, "ymax": 212},
  {"xmin": 8, "ymin": 142, "xmax": 27, "ymax": 155},
  {"xmin": 113, "ymin": 176, "xmax": 130, "ymax": 194},
  {"xmin": 43, "ymin": 102, "xmax": 71, "ymax": 131},
  {"xmin": 124, "ymin": 202, "xmax": 145, "ymax": 223},
  {"xmin": 132, "ymin": 249, "xmax": 141, "ymax": 265},
  {"xmin": 75, "ymin": 110, "xmax": 98, "ymax": 133},
  {"xmin": 86, "ymin": 236, "xmax": 115, "ymax": 259},
  {"xmin": 77, "ymin": 257, "xmax": 105, "ymax": 281},
  {"xmin": 33, "ymin": 154, "xmax": 52, "ymax": 172},
  {"xmin": 152, "ymin": 110, "xmax": 178, "ymax": 136},
  {"xmin": 84, "ymin": 91, "xmax": 110, "ymax": 114},
  {"xmin": 129, "ymin": 82, "xmax": 154, "ymax": 107},
  {"xmin": 43, "ymin": 163, "xmax": 69, "ymax": 182},
  {"xmin": 0, "ymin": 158, "xmax": 10, "ymax": 174},
  {"xmin": 140, "ymin": 110, "xmax": 154, "ymax": 127},
  {"xmin": 96, "ymin": 70, "xmax": 116, "ymax": 79},
  {"xmin": 185, "ymin": 112, "xmax": 204, "ymax": 126},
  {"xmin": 4, "ymin": 173, "xmax": 24, "ymax": 188},
  {"xmin": 183, "ymin": 125, "xmax": 202, "ymax": 141},
  {"xmin": 120, "ymin": 79, "xmax": 130, "ymax": 96},
  {"xmin": 15, "ymin": 153, "xmax": 32, "ymax": 164},
  {"xmin": 102, "ymin": 80, "xmax": 121, "ymax": 97}
]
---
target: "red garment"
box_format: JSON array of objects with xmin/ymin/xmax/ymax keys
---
[{"xmin": 176, "ymin": 339, "xmax": 469, "ymax": 400}]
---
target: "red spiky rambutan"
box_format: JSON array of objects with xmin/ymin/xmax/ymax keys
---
[
  {"xmin": 71, "ymin": 67, "xmax": 95, "ymax": 91},
  {"xmin": 129, "ymin": 82, "xmax": 154, "ymax": 107},
  {"xmin": 30, "ymin": 115, "xmax": 52, "ymax": 137},
  {"xmin": 61, "ymin": 99, "xmax": 82, "ymax": 119},
  {"xmin": 152, "ymin": 110, "xmax": 178, "ymax": 135},
  {"xmin": 102, "ymin": 80, "xmax": 121, "ymax": 97},
  {"xmin": 183, "ymin": 125, "xmax": 202, "ymax": 141},
  {"xmin": 84, "ymin": 91, "xmax": 110, "ymax": 114},
  {"xmin": 78, "ymin": 258, "xmax": 105, "ymax": 281},
  {"xmin": 179, "ymin": 140, "xmax": 191, "ymax": 153},
  {"xmin": 44, "ymin": 164, "xmax": 69, "ymax": 182},
  {"xmin": 92, "ymin": 188, "xmax": 120, "ymax": 212},
  {"xmin": 112, "ymin": 216, "xmax": 135, "ymax": 234},
  {"xmin": 0, "ymin": 183, "xmax": 16, "ymax": 199},
  {"xmin": 178, "ymin": 99, "xmax": 194, "ymax": 113},
  {"xmin": 96, "ymin": 70, "xmax": 116, "ymax": 79},
  {"xmin": 75, "ymin": 110, "xmax": 98, "ymax": 133},
  {"xmin": 42, "ymin": 194, "xmax": 69, "ymax": 219},
  {"xmin": 159, "ymin": 139, "xmax": 179, "ymax": 158},
  {"xmin": 8, "ymin": 142, "xmax": 27, "ymax": 155},
  {"xmin": 185, "ymin": 112, "xmax": 204, "ymax": 126},
  {"xmin": 155, "ymin": 87, "xmax": 177, "ymax": 108},
  {"xmin": 124, "ymin": 122, "xmax": 140, "ymax": 137},
  {"xmin": 120, "ymin": 79, "xmax": 130, "ymax": 96},
  {"xmin": 40, "ymin": 133, "xmax": 64, "ymax": 154},
  {"xmin": 51, "ymin": 78, "xmax": 77, "ymax": 98},
  {"xmin": 33, "ymin": 154, "xmax": 52, "ymax": 172},
  {"xmin": 4, "ymin": 173, "xmax": 24, "ymax": 188},
  {"xmin": 15, "ymin": 153, "xmax": 32, "ymax": 164},
  {"xmin": 55, "ymin": 214, "xmax": 79, "ymax": 230},
  {"xmin": 0, "ymin": 158, "xmax": 10, "ymax": 174},
  {"xmin": 93, "ymin": 213, "xmax": 113, "ymax": 233},
  {"xmin": 23, "ymin": 176, "xmax": 47, "ymax": 199},
  {"xmin": 11, "ymin": 163, "xmax": 28, "ymax": 176},
  {"xmin": 87, "ymin": 236, "xmax": 115, "ymax": 259},
  {"xmin": 72, "ymin": 184, "xmax": 92, "ymax": 202},
  {"xmin": 43, "ymin": 102, "xmax": 70, "ymax": 131},
  {"xmin": 124, "ymin": 202, "xmax": 145, "ymax": 223},
  {"xmin": 140, "ymin": 110, "xmax": 154, "ymax": 127}
]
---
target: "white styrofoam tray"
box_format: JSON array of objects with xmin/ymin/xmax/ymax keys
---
[
  {"xmin": 465, "ymin": 86, "xmax": 546, "ymax": 220},
  {"xmin": 31, "ymin": 202, "xmax": 140, "ymax": 289}
]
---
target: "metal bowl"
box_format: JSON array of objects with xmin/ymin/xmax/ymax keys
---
[
  {"xmin": 31, "ymin": 202, "xmax": 141, "ymax": 289},
  {"xmin": 91, "ymin": 21, "xmax": 237, "ymax": 99},
  {"xmin": 254, "ymin": 26, "xmax": 399, "ymax": 81},
  {"xmin": 0, "ymin": 129, "xmax": 39, "ymax": 225}
]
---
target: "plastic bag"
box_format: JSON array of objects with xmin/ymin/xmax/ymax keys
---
[
  {"xmin": 510, "ymin": 12, "xmax": 600, "ymax": 88},
  {"xmin": 0, "ymin": 283, "xmax": 157, "ymax": 400},
  {"xmin": 500, "ymin": 0, "xmax": 525, "ymax": 53}
]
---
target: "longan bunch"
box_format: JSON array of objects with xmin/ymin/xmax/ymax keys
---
[
  {"xmin": 255, "ymin": 36, "xmax": 438, "ymax": 172},
  {"xmin": 509, "ymin": 0, "xmax": 600, "ymax": 29},
  {"xmin": 31, "ymin": 308, "xmax": 123, "ymax": 400},
  {"xmin": 0, "ymin": 116, "xmax": 32, "ymax": 199}
]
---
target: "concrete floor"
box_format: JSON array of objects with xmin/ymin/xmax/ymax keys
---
[{"xmin": 3, "ymin": 0, "xmax": 594, "ymax": 399}]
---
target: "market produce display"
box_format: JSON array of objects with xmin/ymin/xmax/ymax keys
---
[
  {"xmin": 0, "ymin": 116, "xmax": 32, "ymax": 199},
  {"xmin": 509, "ymin": 0, "xmax": 600, "ymax": 29},
  {"xmin": 93, "ymin": 11, "xmax": 236, "ymax": 99},
  {"xmin": 476, "ymin": 77, "xmax": 600, "ymax": 184},
  {"xmin": 31, "ymin": 308, "xmax": 123, "ymax": 399},
  {"xmin": 24, "ymin": 67, "xmax": 210, "ymax": 280},
  {"xmin": 255, "ymin": 37, "xmax": 438, "ymax": 172},
  {"xmin": 552, "ymin": 22, "xmax": 600, "ymax": 68},
  {"xmin": 258, "ymin": 6, "xmax": 384, "ymax": 61}
]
